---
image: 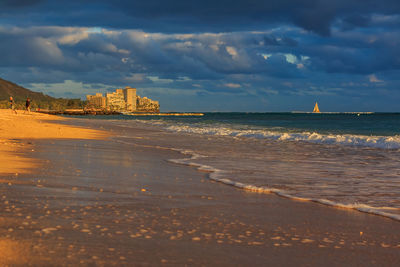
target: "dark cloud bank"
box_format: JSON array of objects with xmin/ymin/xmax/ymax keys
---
[
  {"xmin": 3, "ymin": 0, "xmax": 400, "ymax": 35},
  {"xmin": 0, "ymin": 0, "xmax": 400, "ymax": 111}
]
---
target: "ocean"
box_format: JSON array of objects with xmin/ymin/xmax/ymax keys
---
[{"xmin": 77, "ymin": 112, "xmax": 400, "ymax": 221}]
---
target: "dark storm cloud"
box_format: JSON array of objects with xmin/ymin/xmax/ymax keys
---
[
  {"xmin": 0, "ymin": 24, "xmax": 398, "ymax": 86},
  {"xmin": 340, "ymin": 15, "xmax": 371, "ymax": 30},
  {"xmin": 0, "ymin": 0, "xmax": 43, "ymax": 8},
  {"xmin": 1, "ymin": 0, "xmax": 400, "ymax": 35},
  {"xmin": 110, "ymin": 0, "xmax": 400, "ymax": 35},
  {"xmin": 299, "ymin": 30, "xmax": 400, "ymax": 74}
]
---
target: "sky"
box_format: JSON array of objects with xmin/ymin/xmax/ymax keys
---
[{"xmin": 1, "ymin": 0, "xmax": 400, "ymax": 112}]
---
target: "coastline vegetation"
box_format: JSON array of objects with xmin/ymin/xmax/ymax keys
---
[
  {"xmin": 0, "ymin": 98, "xmax": 86, "ymax": 111},
  {"xmin": 0, "ymin": 77, "xmax": 86, "ymax": 111}
]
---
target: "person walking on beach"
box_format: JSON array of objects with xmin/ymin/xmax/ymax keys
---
[
  {"xmin": 9, "ymin": 96, "xmax": 17, "ymax": 114},
  {"xmin": 25, "ymin": 97, "xmax": 31, "ymax": 114}
]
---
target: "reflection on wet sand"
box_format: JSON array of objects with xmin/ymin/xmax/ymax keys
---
[
  {"xmin": 0, "ymin": 238, "xmax": 31, "ymax": 265},
  {"xmin": 0, "ymin": 109, "xmax": 108, "ymax": 176}
]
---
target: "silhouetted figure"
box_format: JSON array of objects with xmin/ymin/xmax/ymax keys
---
[
  {"xmin": 9, "ymin": 96, "xmax": 17, "ymax": 114},
  {"xmin": 25, "ymin": 97, "xmax": 31, "ymax": 114}
]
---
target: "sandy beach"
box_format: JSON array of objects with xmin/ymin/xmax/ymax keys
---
[
  {"xmin": 0, "ymin": 110, "xmax": 400, "ymax": 266},
  {"xmin": 0, "ymin": 109, "xmax": 107, "ymax": 176}
]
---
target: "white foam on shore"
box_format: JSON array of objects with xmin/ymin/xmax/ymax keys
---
[
  {"xmin": 122, "ymin": 118, "xmax": 400, "ymax": 149},
  {"xmin": 165, "ymin": 125, "xmax": 400, "ymax": 150},
  {"xmin": 168, "ymin": 148, "xmax": 400, "ymax": 222},
  {"xmin": 114, "ymin": 137, "xmax": 400, "ymax": 222}
]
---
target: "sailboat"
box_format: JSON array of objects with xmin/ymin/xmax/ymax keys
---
[{"xmin": 313, "ymin": 102, "xmax": 320, "ymax": 113}]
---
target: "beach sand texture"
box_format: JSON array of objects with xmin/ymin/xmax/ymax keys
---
[
  {"xmin": 0, "ymin": 110, "xmax": 400, "ymax": 266},
  {"xmin": 0, "ymin": 109, "xmax": 107, "ymax": 175}
]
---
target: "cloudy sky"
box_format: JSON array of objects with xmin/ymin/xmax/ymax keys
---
[{"xmin": 1, "ymin": 0, "xmax": 400, "ymax": 111}]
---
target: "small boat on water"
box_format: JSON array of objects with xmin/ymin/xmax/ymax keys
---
[{"xmin": 313, "ymin": 102, "xmax": 320, "ymax": 113}]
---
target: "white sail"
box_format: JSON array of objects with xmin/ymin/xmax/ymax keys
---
[{"xmin": 313, "ymin": 102, "xmax": 320, "ymax": 113}]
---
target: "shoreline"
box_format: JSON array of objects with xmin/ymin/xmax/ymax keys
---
[
  {"xmin": 0, "ymin": 109, "xmax": 108, "ymax": 176},
  {"xmin": 170, "ymin": 147, "xmax": 400, "ymax": 222},
  {"xmin": 37, "ymin": 109, "xmax": 204, "ymax": 116},
  {"xmin": 1, "ymin": 111, "xmax": 400, "ymax": 265}
]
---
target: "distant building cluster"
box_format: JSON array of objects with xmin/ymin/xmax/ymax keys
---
[{"xmin": 86, "ymin": 87, "xmax": 159, "ymax": 112}]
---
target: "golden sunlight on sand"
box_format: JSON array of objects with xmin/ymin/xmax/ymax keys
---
[
  {"xmin": 0, "ymin": 237, "xmax": 33, "ymax": 265},
  {"xmin": 0, "ymin": 109, "xmax": 108, "ymax": 175}
]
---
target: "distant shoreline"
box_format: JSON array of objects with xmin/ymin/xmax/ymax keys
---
[
  {"xmin": 123, "ymin": 112, "xmax": 204, "ymax": 116},
  {"xmin": 291, "ymin": 111, "xmax": 375, "ymax": 114},
  {"xmin": 37, "ymin": 109, "xmax": 204, "ymax": 116}
]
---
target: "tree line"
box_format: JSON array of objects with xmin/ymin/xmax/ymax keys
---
[{"xmin": 0, "ymin": 98, "xmax": 87, "ymax": 111}]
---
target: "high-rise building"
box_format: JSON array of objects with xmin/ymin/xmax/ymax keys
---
[
  {"xmin": 136, "ymin": 96, "xmax": 160, "ymax": 112},
  {"xmin": 86, "ymin": 86, "xmax": 159, "ymax": 112},
  {"xmin": 86, "ymin": 93, "xmax": 106, "ymax": 108},
  {"xmin": 123, "ymin": 87, "xmax": 137, "ymax": 111},
  {"xmin": 106, "ymin": 90, "xmax": 125, "ymax": 110}
]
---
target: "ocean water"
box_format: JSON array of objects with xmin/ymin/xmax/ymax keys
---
[{"xmin": 79, "ymin": 112, "xmax": 400, "ymax": 221}]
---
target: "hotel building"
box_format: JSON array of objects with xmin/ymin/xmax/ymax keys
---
[{"xmin": 86, "ymin": 86, "xmax": 159, "ymax": 112}]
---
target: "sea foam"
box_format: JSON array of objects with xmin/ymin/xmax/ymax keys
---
[
  {"xmin": 165, "ymin": 125, "xmax": 400, "ymax": 149},
  {"xmin": 168, "ymin": 148, "xmax": 400, "ymax": 222}
]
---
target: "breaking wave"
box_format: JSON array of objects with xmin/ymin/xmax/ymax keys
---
[
  {"xmin": 168, "ymin": 149, "xmax": 400, "ymax": 222},
  {"xmin": 165, "ymin": 124, "xmax": 400, "ymax": 149}
]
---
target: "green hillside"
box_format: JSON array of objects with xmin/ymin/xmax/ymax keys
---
[{"xmin": 0, "ymin": 77, "xmax": 85, "ymax": 110}]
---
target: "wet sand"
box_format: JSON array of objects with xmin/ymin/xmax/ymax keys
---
[
  {"xmin": 0, "ymin": 109, "xmax": 107, "ymax": 176},
  {"xmin": 0, "ymin": 112, "xmax": 400, "ymax": 266}
]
